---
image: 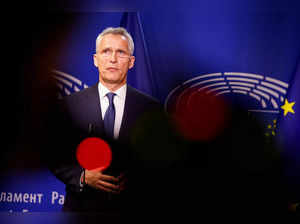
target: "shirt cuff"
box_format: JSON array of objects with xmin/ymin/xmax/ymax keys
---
[{"xmin": 79, "ymin": 169, "xmax": 85, "ymax": 190}]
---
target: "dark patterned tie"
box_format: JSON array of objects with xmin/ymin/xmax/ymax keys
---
[{"xmin": 103, "ymin": 92, "xmax": 116, "ymax": 139}]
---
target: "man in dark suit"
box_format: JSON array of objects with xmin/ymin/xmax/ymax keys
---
[{"xmin": 49, "ymin": 27, "xmax": 161, "ymax": 213}]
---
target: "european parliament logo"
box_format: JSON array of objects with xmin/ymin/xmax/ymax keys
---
[
  {"xmin": 52, "ymin": 70, "xmax": 89, "ymax": 98},
  {"xmin": 164, "ymin": 72, "xmax": 293, "ymax": 136},
  {"xmin": 165, "ymin": 72, "xmax": 289, "ymax": 112}
]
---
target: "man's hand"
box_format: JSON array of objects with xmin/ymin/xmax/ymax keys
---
[{"xmin": 85, "ymin": 169, "xmax": 126, "ymax": 194}]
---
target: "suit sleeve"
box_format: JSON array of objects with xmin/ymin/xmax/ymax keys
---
[{"xmin": 45, "ymin": 99, "xmax": 84, "ymax": 193}]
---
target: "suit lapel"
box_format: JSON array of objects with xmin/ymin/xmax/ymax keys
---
[
  {"xmin": 118, "ymin": 86, "xmax": 136, "ymax": 142},
  {"xmin": 85, "ymin": 83, "xmax": 105, "ymax": 136}
]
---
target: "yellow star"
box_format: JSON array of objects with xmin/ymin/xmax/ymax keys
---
[{"xmin": 281, "ymin": 99, "xmax": 295, "ymax": 116}]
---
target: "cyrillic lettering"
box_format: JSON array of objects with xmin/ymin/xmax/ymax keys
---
[
  {"xmin": 13, "ymin": 193, "xmax": 23, "ymax": 203},
  {"xmin": 51, "ymin": 191, "xmax": 59, "ymax": 204},
  {"xmin": 37, "ymin": 193, "xmax": 43, "ymax": 204},
  {"xmin": 58, "ymin": 195, "xmax": 65, "ymax": 205},
  {"xmin": 6, "ymin": 193, "xmax": 13, "ymax": 202},
  {"xmin": 0, "ymin": 192, "xmax": 44, "ymax": 204},
  {"xmin": 0, "ymin": 192, "xmax": 6, "ymax": 202},
  {"xmin": 29, "ymin": 194, "xmax": 36, "ymax": 203},
  {"xmin": 23, "ymin": 193, "xmax": 29, "ymax": 203}
]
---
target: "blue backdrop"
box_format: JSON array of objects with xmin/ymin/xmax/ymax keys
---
[{"xmin": 2, "ymin": 0, "xmax": 300, "ymax": 213}]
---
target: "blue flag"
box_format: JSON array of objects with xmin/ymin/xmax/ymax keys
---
[
  {"xmin": 120, "ymin": 12, "xmax": 158, "ymax": 98},
  {"xmin": 277, "ymin": 59, "xmax": 300, "ymax": 201}
]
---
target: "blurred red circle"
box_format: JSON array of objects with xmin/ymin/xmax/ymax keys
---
[
  {"xmin": 76, "ymin": 137, "xmax": 112, "ymax": 171},
  {"xmin": 173, "ymin": 88, "xmax": 229, "ymax": 141}
]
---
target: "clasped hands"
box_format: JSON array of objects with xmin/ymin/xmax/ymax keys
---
[{"xmin": 85, "ymin": 169, "xmax": 127, "ymax": 194}]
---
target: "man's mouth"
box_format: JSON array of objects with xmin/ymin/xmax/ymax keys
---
[{"xmin": 107, "ymin": 67, "xmax": 118, "ymax": 71}]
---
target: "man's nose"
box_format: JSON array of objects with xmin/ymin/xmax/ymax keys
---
[{"xmin": 109, "ymin": 51, "xmax": 118, "ymax": 62}]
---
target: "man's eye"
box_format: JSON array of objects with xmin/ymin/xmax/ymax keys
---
[{"xmin": 103, "ymin": 49, "xmax": 110, "ymax": 54}]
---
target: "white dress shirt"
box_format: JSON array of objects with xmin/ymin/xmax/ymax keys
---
[{"xmin": 98, "ymin": 82, "xmax": 126, "ymax": 139}]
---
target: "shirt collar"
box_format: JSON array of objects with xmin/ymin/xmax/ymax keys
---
[{"xmin": 98, "ymin": 82, "xmax": 127, "ymax": 100}]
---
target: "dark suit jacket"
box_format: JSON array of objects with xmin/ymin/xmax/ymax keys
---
[{"xmin": 48, "ymin": 83, "xmax": 161, "ymax": 212}]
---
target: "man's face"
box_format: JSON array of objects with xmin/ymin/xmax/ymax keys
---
[{"xmin": 94, "ymin": 34, "xmax": 135, "ymax": 89}]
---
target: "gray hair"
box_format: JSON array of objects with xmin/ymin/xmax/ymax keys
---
[{"xmin": 95, "ymin": 27, "xmax": 135, "ymax": 55}]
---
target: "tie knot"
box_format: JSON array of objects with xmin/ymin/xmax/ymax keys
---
[{"xmin": 106, "ymin": 92, "xmax": 115, "ymax": 104}]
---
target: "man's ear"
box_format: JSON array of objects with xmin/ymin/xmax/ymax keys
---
[
  {"xmin": 129, "ymin": 56, "xmax": 135, "ymax": 69},
  {"xmin": 93, "ymin": 54, "xmax": 98, "ymax": 67}
]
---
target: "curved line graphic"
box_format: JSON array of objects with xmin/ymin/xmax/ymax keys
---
[
  {"xmin": 64, "ymin": 88, "xmax": 71, "ymax": 95},
  {"xmin": 53, "ymin": 75, "xmax": 73, "ymax": 88},
  {"xmin": 257, "ymin": 85, "xmax": 279, "ymax": 98},
  {"xmin": 215, "ymin": 90, "xmax": 231, "ymax": 96},
  {"xmin": 53, "ymin": 70, "xmax": 82, "ymax": 86},
  {"xmin": 190, "ymin": 78, "xmax": 225, "ymax": 88},
  {"xmin": 249, "ymin": 92, "xmax": 261, "ymax": 101},
  {"xmin": 271, "ymin": 98, "xmax": 278, "ymax": 109},
  {"xmin": 261, "ymin": 99, "xmax": 267, "ymax": 108},
  {"xmin": 260, "ymin": 81, "xmax": 286, "ymax": 94},
  {"xmin": 232, "ymin": 90, "xmax": 247, "ymax": 95},
  {"xmin": 245, "ymin": 91, "xmax": 266, "ymax": 108},
  {"xmin": 165, "ymin": 72, "xmax": 290, "ymax": 112},
  {"xmin": 164, "ymin": 85, "xmax": 181, "ymax": 110},
  {"xmin": 231, "ymin": 86, "xmax": 251, "ymax": 91},
  {"xmin": 253, "ymin": 89, "xmax": 270, "ymax": 100},
  {"xmin": 56, "ymin": 83, "xmax": 63, "ymax": 90},
  {"xmin": 198, "ymin": 82, "xmax": 227, "ymax": 91},
  {"xmin": 183, "ymin": 73, "xmax": 222, "ymax": 85},
  {"xmin": 207, "ymin": 86, "xmax": 229, "ymax": 93},
  {"xmin": 226, "ymin": 77, "xmax": 259, "ymax": 84},
  {"xmin": 74, "ymin": 86, "xmax": 80, "ymax": 92},
  {"xmin": 228, "ymin": 82, "xmax": 255, "ymax": 88},
  {"xmin": 224, "ymin": 72, "xmax": 264, "ymax": 79},
  {"xmin": 266, "ymin": 76, "xmax": 289, "ymax": 88}
]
